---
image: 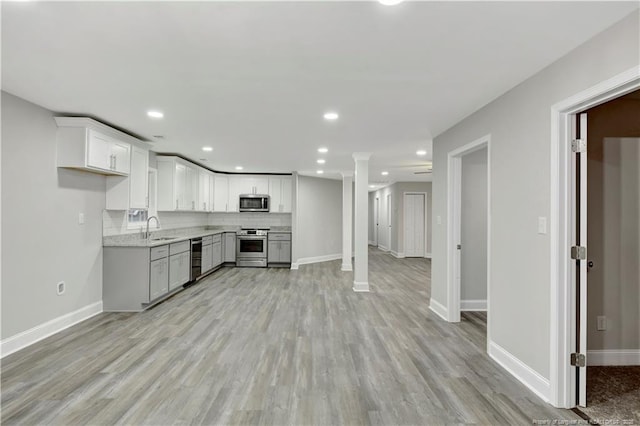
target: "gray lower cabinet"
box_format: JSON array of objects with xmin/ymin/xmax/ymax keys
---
[
  {"xmin": 224, "ymin": 232, "xmax": 236, "ymax": 263},
  {"xmin": 104, "ymin": 242, "xmax": 190, "ymax": 312},
  {"xmin": 213, "ymin": 234, "xmax": 223, "ymax": 267},
  {"xmin": 267, "ymin": 232, "xmax": 291, "ymax": 265},
  {"xmin": 202, "ymin": 242, "xmax": 213, "ymax": 273},
  {"xmin": 149, "ymin": 257, "xmax": 169, "ymax": 301}
]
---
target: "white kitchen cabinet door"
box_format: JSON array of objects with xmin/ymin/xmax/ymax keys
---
[
  {"xmin": 111, "ymin": 141, "xmax": 131, "ymax": 175},
  {"xmin": 227, "ymin": 177, "xmax": 242, "ymax": 212},
  {"xmin": 202, "ymin": 244, "xmax": 213, "ymax": 273},
  {"xmin": 149, "ymin": 257, "xmax": 169, "ymax": 301},
  {"xmin": 247, "ymin": 177, "xmax": 269, "ymax": 195},
  {"xmin": 268, "ymin": 241, "xmax": 280, "ymax": 263},
  {"xmin": 279, "ymin": 241, "xmax": 291, "ymax": 263},
  {"xmin": 175, "ymin": 163, "xmax": 187, "ymax": 210},
  {"xmin": 185, "ymin": 166, "xmax": 199, "ymax": 211},
  {"xmin": 169, "ymin": 252, "xmax": 190, "ymax": 290},
  {"xmin": 212, "ymin": 241, "xmax": 223, "ymax": 267},
  {"xmin": 87, "ymin": 130, "xmax": 112, "ymax": 171},
  {"xmin": 269, "ymin": 177, "xmax": 282, "ymax": 212},
  {"xmin": 208, "ymin": 174, "xmax": 215, "ymax": 212},
  {"xmin": 129, "ymin": 146, "xmax": 149, "ymax": 209},
  {"xmin": 280, "ymin": 177, "xmax": 292, "ymax": 213},
  {"xmin": 199, "ymin": 170, "xmax": 211, "ymax": 212},
  {"xmin": 214, "ymin": 175, "xmax": 229, "ymax": 212}
]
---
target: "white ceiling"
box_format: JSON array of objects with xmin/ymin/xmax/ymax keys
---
[{"xmin": 2, "ymin": 1, "xmax": 637, "ymax": 186}]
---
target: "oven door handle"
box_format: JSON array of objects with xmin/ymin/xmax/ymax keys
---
[{"xmin": 237, "ymin": 236, "xmax": 267, "ymax": 240}]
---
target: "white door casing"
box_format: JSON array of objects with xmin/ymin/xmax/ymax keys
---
[
  {"xmin": 446, "ymin": 135, "xmax": 491, "ymax": 326},
  {"xmin": 387, "ymin": 193, "xmax": 392, "ymax": 251},
  {"xmin": 549, "ymin": 66, "xmax": 639, "ymax": 408}
]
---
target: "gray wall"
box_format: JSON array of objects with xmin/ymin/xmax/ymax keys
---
[
  {"xmin": 431, "ymin": 11, "xmax": 639, "ymax": 379},
  {"xmin": 295, "ymin": 175, "xmax": 342, "ymax": 261},
  {"xmin": 461, "ymin": 148, "xmax": 488, "ymax": 301},
  {"xmin": 1, "ymin": 92, "xmax": 105, "ymax": 339}
]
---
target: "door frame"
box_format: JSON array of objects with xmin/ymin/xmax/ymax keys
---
[
  {"xmin": 387, "ymin": 193, "xmax": 392, "ymax": 252},
  {"xmin": 446, "ymin": 135, "xmax": 491, "ymax": 326},
  {"xmin": 374, "ymin": 196, "xmax": 379, "ymax": 246},
  {"xmin": 403, "ymin": 192, "xmax": 428, "ymax": 258},
  {"xmin": 549, "ymin": 66, "xmax": 640, "ymax": 408}
]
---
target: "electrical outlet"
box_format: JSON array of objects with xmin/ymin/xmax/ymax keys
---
[
  {"xmin": 597, "ymin": 315, "xmax": 606, "ymax": 331},
  {"xmin": 537, "ymin": 217, "xmax": 547, "ymax": 234},
  {"xmin": 78, "ymin": 213, "xmax": 85, "ymax": 225},
  {"xmin": 437, "ymin": 215, "xmax": 442, "ymax": 225},
  {"xmin": 57, "ymin": 281, "xmax": 65, "ymax": 295}
]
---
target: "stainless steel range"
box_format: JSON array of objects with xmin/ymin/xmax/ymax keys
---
[{"xmin": 236, "ymin": 227, "xmax": 269, "ymax": 267}]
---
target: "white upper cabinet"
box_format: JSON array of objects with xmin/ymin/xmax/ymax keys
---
[
  {"xmin": 269, "ymin": 176, "xmax": 292, "ymax": 213},
  {"xmin": 198, "ymin": 169, "xmax": 215, "ymax": 212},
  {"xmin": 213, "ymin": 175, "xmax": 229, "ymax": 212},
  {"xmin": 56, "ymin": 117, "xmax": 136, "ymax": 176},
  {"xmin": 106, "ymin": 145, "xmax": 149, "ymax": 210},
  {"xmin": 158, "ymin": 156, "xmax": 190, "ymax": 211}
]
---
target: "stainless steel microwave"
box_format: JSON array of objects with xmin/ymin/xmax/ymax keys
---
[{"xmin": 239, "ymin": 194, "xmax": 270, "ymax": 212}]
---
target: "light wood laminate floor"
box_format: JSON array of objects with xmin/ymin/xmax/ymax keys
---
[{"xmin": 2, "ymin": 247, "xmax": 581, "ymax": 425}]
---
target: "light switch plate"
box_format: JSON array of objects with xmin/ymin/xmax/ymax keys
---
[
  {"xmin": 437, "ymin": 215, "xmax": 442, "ymax": 225},
  {"xmin": 537, "ymin": 216, "xmax": 547, "ymax": 234},
  {"xmin": 78, "ymin": 213, "xmax": 85, "ymax": 225},
  {"xmin": 597, "ymin": 315, "xmax": 606, "ymax": 331}
]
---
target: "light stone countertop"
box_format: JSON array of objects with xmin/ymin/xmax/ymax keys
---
[{"xmin": 103, "ymin": 226, "xmax": 291, "ymax": 248}]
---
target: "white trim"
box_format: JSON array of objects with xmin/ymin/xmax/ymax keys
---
[
  {"xmin": 446, "ymin": 135, "xmax": 491, "ymax": 324},
  {"xmin": 1, "ymin": 301, "xmax": 103, "ymax": 358},
  {"xmin": 390, "ymin": 251, "xmax": 405, "ymax": 258},
  {"xmin": 550, "ymin": 66, "xmax": 640, "ymax": 408},
  {"xmin": 460, "ymin": 299, "xmax": 487, "ymax": 311},
  {"xmin": 424, "ymin": 252, "xmax": 432, "ymax": 259},
  {"xmin": 429, "ymin": 298, "xmax": 448, "ymax": 321},
  {"xmin": 368, "ymin": 240, "xmax": 376, "ymax": 246},
  {"xmin": 296, "ymin": 253, "xmax": 342, "ymax": 266},
  {"xmin": 290, "ymin": 263, "xmax": 299, "ymax": 270},
  {"xmin": 353, "ymin": 281, "xmax": 370, "ymax": 292},
  {"xmin": 587, "ymin": 350, "xmax": 640, "ymax": 366},
  {"xmin": 341, "ymin": 263, "xmax": 353, "ymax": 271},
  {"xmin": 489, "ymin": 341, "xmax": 550, "ymax": 403},
  {"xmin": 378, "ymin": 245, "xmax": 389, "ymax": 252}
]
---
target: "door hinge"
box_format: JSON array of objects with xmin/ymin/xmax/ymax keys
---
[
  {"xmin": 571, "ymin": 139, "xmax": 586, "ymax": 153},
  {"xmin": 571, "ymin": 246, "xmax": 587, "ymax": 260},
  {"xmin": 570, "ymin": 353, "xmax": 586, "ymax": 367}
]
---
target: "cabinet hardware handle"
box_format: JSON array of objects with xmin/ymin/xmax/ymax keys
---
[
  {"xmin": 176, "ymin": 199, "xmax": 179, "ymax": 209},
  {"xmin": 114, "ymin": 156, "xmax": 117, "ymax": 171}
]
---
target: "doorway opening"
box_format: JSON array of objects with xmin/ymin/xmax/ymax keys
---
[
  {"xmin": 446, "ymin": 135, "xmax": 490, "ymax": 327},
  {"xmin": 374, "ymin": 196, "xmax": 379, "ymax": 247},
  {"xmin": 573, "ymin": 91, "xmax": 640, "ymax": 422},
  {"xmin": 550, "ymin": 66, "xmax": 639, "ymax": 410}
]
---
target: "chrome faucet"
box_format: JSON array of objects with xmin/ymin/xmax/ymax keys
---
[{"xmin": 145, "ymin": 216, "xmax": 160, "ymax": 239}]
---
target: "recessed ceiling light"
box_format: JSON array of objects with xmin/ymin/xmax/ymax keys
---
[
  {"xmin": 323, "ymin": 112, "xmax": 339, "ymax": 121},
  {"xmin": 318, "ymin": 147, "xmax": 329, "ymax": 153},
  {"xmin": 416, "ymin": 150, "xmax": 427, "ymax": 156},
  {"xmin": 199, "ymin": 158, "xmax": 208, "ymax": 162},
  {"xmin": 381, "ymin": 171, "xmax": 389, "ymax": 176},
  {"xmin": 317, "ymin": 159, "xmax": 326, "ymax": 164},
  {"xmin": 369, "ymin": 184, "xmax": 376, "ymax": 188},
  {"xmin": 378, "ymin": 0, "xmax": 404, "ymax": 5},
  {"xmin": 235, "ymin": 166, "xmax": 243, "ymax": 171},
  {"xmin": 202, "ymin": 146, "xmax": 213, "ymax": 152},
  {"xmin": 147, "ymin": 110, "xmax": 164, "ymax": 119},
  {"xmin": 316, "ymin": 170, "xmax": 324, "ymax": 174}
]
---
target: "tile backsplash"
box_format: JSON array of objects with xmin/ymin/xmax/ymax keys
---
[{"xmin": 103, "ymin": 210, "xmax": 291, "ymax": 236}]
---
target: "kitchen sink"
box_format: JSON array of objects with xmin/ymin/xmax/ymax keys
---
[{"xmin": 150, "ymin": 237, "xmax": 180, "ymax": 241}]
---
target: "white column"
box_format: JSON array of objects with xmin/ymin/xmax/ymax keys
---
[
  {"xmin": 341, "ymin": 171, "xmax": 354, "ymax": 272},
  {"xmin": 353, "ymin": 153, "xmax": 371, "ymax": 292}
]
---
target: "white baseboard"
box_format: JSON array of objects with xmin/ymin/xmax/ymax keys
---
[
  {"xmin": 341, "ymin": 263, "xmax": 353, "ymax": 271},
  {"xmin": 429, "ymin": 298, "xmax": 448, "ymax": 321},
  {"xmin": 378, "ymin": 245, "xmax": 389, "ymax": 252},
  {"xmin": 290, "ymin": 263, "xmax": 299, "ymax": 270},
  {"xmin": 424, "ymin": 252, "xmax": 432, "ymax": 259},
  {"xmin": 390, "ymin": 251, "xmax": 405, "ymax": 259},
  {"xmin": 461, "ymin": 299, "xmax": 487, "ymax": 311},
  {"xmin": 587, "ymin": 349, "xmax": 640, "ymax": 366},
  {"xmin": 1, "ymin": 301, "xmax": 103, "ymax": 358},
  {"xmin": 488, "ymin": 341, "xmax": 550, "ymax": 403},
  {"xmin": 368, "ymin": 240, "xmax": 375, "ymax": 246},
  {"xmin": 353, "ymin": 281, "xmax": 370, "ymax": 292},
  {"xmin": 296, "ymin": 253, "xmax": 342, "ymax": 266}
]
